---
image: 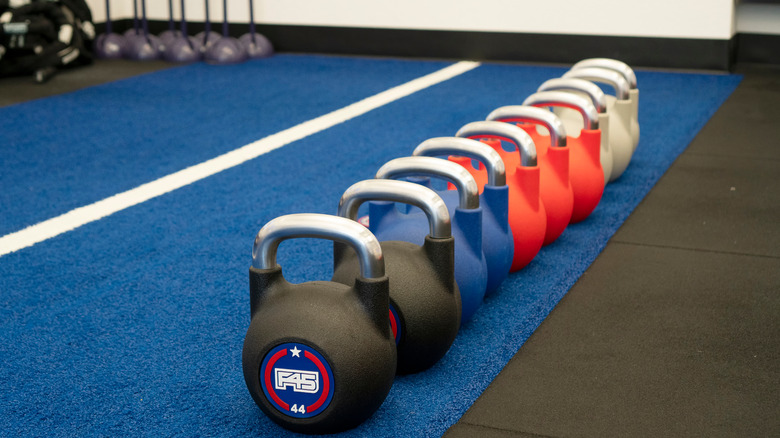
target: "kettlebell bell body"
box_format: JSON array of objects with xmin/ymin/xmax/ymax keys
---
[
  {"xmin": 563, "ymin": 67, "xmax": 634, "ymax": 181},
  {"xmin": 372, "ymin": 156, "xmax": 488, "ymax": 323},
  {"xmin": 332, "ymin": 179, "xmax": 461, "ymax": 374},
  {"xmin": 571, "ymin": 58, "xmax": 639, "ymax": 149},
  {"xmin": 412, "ymin": 137, "xmax": 513, "ymax": 296},
  {"xmin": 486, "ymin": 104, "xmax": 579, "ymax": 237},
  {"xmin": 538, "ymin": 77, "xmax": 613, "ymax": 185},
  {"xmin": 515, "ymin": 94, "xmax": 605, "ymax": 223},
  {"xmin": 454, "ymin": 121, "xmax": 547, "ymax": 271},
  {"xmin": 243, "ymin": 214, "xmax": 396, "ymax": 434}
]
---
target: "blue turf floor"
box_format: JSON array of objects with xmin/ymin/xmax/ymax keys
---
[{"xmin": 0, "ymin": 55, "xmax": 740, "ymax": 437}]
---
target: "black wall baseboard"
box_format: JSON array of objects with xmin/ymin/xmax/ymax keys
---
[
  {"xmin": 736, "ymin": 33, "xmax": 780, "ymax": 65},
  {"xmin": 101, "ymin": 19, "xmax": 740, "ymax": 70},
  {"xmin": 260, "ymin": 25, "xmax": 736, "ymax": 71}
]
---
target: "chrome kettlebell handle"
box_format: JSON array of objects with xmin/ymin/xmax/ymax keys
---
[
  {"xmin": 339, "ymin": 179, "xmax": 452, "ymax": 239},
  {"xmin": 562, "ymin": 67, "xmax": 631, "ymax": 100},
  {"xmin": 375, "ymin": 156, "xmax": 479, "ymax": 210},
  {"xmin": 455, "ymin": 121, "xmax": 538, "ymax": 167},
  {"xmin": 486, "ymin": 105, "xmax": 568, "ymax": 148},
  {"xmin": 412, "ymin": 137, "xmax": 506, "ymax": 187},
  {"xmin": 522, "ymin": 91, "xmax": 600, "ymax": 130},
  {"xmin": 571, "ymin": 58, "xmax": 637, "ymax": 89},
  {"xmin": 252, "ymin": 213, "xmax": 385, "ymax": 279},
  {"xmin": 537, "ymin": 78, "xmax": 608, "ymax": 113}
]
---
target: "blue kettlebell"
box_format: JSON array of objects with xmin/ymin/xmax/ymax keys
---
[
  {"xmin": 412, "ymin": 137, "xmax": 513, "ymax": 296},
  {"xmin": 372, "ymin": 156, "xmax": 487, "ymax": 324}
]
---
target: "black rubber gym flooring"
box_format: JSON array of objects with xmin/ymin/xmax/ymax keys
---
[{"xmin": 2, "ymin": 60, "xmax": 778, "ymax": 437}]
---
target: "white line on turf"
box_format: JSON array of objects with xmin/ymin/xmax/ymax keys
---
[{"xmin": 0, "ymin": 61, "xmax": 481, "ymax": 257}]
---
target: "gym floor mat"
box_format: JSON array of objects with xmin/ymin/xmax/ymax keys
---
[{"xmin": 0, "ymin": 55, "xmax": 741, "ymax": 437}]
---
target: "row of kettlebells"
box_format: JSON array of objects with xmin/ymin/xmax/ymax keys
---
[{"xmin": 240, "ymin": 58, "xmax": 639, "ymax": 434}]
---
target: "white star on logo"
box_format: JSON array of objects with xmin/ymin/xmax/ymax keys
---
[{"xmin": 290, "ymin": 346, "xmax": 301, "ymax": 357}]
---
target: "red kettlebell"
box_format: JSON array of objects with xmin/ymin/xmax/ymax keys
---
[
  {"xmin": 537, "ymin": 77, "xmax": 612, "ymax": 186},
  {"xmin": 485, "ymin": 105, "xmax": 574, "ymax": 242},
  {"xmin": 521, "ymin": 92, "xmax": 605, "ymax": 223},
  {"xmin": 452, "ymin": 121, "xmax": 546, "ymax": 271}
]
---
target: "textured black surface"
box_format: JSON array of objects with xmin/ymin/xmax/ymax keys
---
[
  {"xmin": 612, "ymin": 153, "xmax": 780, "ymax": 257},
  {"xmin": 451, "ymin": 244, "xmax": 780, "ymax": 437},
  {"xmin": 737, "ymin": 34, "xmax": 780, "ymax": 65},
  {"xmin": 445, "ymin": 64, "xmax": 780, "ymax": 437},
  {"xmin": 445, "ymin": 423, "xmax": 544, "ymax": 438},
  {"xmin": 0, "ymin": 59, "xmax": 174, "ymax": 107},
  {"xmin": 685, "ymin": 66, "xmax": 780, "ymax": 160}
]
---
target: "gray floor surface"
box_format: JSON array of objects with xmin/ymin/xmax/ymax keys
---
[
  {"xmin": 1, "ymin": 59, "xmax": 778, "ymax": 437},
  {"xmin": 0, "ymin": 59, "xmax": 173, "ymax": 107}
]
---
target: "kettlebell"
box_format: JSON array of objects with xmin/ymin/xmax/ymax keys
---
[
  {"xmin": 515, "ymin": 93, "xmax": 605, "ymax": 223},
  {"xmin": 372, "ymin": 156, "xmax": 488, "ymax": 323},
  {"xmin": 538, "ymin": 77, "xmax": 613, "ymax": 185},
  {"xmin": 332, "ymin": 179, "xmax": 461, "ymax": 374},
  {"xmin": 243, "ymin": 213, "xmax": 396, "ymax": 434},
  {"xmin": 412, "ymin": 137, "xmax": 513, "ymax": 296},
  {"xmin": 485, "ymin": 104, "xmax": 577, "ymax": 238},
  {"xmin": 571, "ymin": 58, "xmax": 639, "ymax": 149},
  {"xmin": 452, "ymin": 121, "xmax": 547, "ymax": 271},
  {"xmin": 562, "ymin": 67, "xmax": 634, "ymax": 181}
]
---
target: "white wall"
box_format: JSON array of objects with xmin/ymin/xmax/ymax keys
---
[{"xmin": 87, "ymin": 0, "xmax": 736, "ymax": 40}]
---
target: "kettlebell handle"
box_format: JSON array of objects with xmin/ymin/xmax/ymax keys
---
[
  {"xmin": 522, "ymin": 91, "xmax": 600, "ymax": 130},
  {"xmin": 338, "ymin": 179, "xmax": 452, "ymax": 239},
  {"xmin": 252, "ymin": 213, "xmax": 385, "ymax": 279},
  {"xmin": 486, "ymin": 105, "xmax": 568, "ymax": 148},
  {"xmin": 375, "ymin": 156, "xmax": 480, "ymax": 210},
  {"xmin": 455, "ymin": 121, "xmax": 538, "ymax": 167},
  {"xmin": 571, "ymin": 58, "xmax": 637, "ymax": 89},
  {"xmin": 537, "ymin": 78, "xmax": 608, "ymax": 113},
  {"xmin": 562, "ymin": 67, "xmax": 631, "ymax": 100},
  {"xmin": 412, "ymin": 137, "xmax": 506, "ymax": 187}
]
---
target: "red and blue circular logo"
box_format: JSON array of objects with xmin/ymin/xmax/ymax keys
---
[
  {"xmin": 259, "ymin": 343, "xmax": 334, "ymax": 418},
  {"xmin": 389, "ymin": 303, "xmax": 402, "ymax": 345}
]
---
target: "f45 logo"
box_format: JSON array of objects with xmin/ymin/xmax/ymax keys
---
[{"xmin": 274, "ymin": 368, "xmax": 320, "ymax": 394}]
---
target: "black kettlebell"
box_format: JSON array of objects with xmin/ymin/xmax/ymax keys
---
[
  {"xmin": 242, "ymin": 213, "xmax": 396, "ymax": 434},
  {"xmin": 332, "ymin": 179, "xmax": 461, "ymax": 374}
]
